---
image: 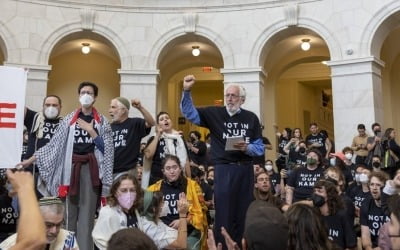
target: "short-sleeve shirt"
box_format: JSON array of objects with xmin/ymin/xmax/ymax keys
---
[
  {"xmin": 360, "ymin": 197, "xmax": 390, "ymax": 247},
  {"xmin": 73, "ymin": 112, "xmax": 98, "ymax": 154},
  {"xmin": 323, "ymin": 209, "xmax": 357, "ymax": 249},
  {"xmin": 287, "ymin": 166, "xmax": 324, "ymax": 202},
  {"xmin": 305, "ymin": 132, "xmax": 328, "ymax": 156},
  {"xmin": 111, "ymin": 118, "xmax": 150, "ymax": 173},
  {"xmin": 24, "ymin": 108, "xmax": 61, "ymax": 159}
]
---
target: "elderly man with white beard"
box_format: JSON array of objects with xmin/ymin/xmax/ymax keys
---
[{"xmin": 180, "ymin": 75, "xmax": 264, "ymax": 250}]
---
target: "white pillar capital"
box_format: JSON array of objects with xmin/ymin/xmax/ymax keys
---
[
  {"xmin": 118, "ymin": 69, "xmax": 159, "ymax": 119},
  {"xmin": 4, "ymin": 62, "xmax": 52, "ymax": 111}
]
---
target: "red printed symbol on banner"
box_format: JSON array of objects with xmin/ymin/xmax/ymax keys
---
[{"xmin": 0, "ymin": 103, "xmax": 17, "ymax": 128}]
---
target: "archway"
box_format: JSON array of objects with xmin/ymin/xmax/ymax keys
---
[
  {"xmin": 259, "ymin": 27, "xmax": 332, "ymax": 153},
  {"xmin": 156, "ymin": 33, "xmax": 224, "ymax": 137},
  {"xmin": 372, "ymin": 10, "xmax": 400, "ymax": 131},
  {"xmin": 0, "ymin": 36, "xmax": 6, "ymax": 64},
  {"xmin": 47, "ymin": 31, "xmax": 121, "ymax": 116}
]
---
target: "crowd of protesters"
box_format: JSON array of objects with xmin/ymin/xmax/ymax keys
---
[{"xmin": 1, "ymin": 76, "xmax": 400, "ymax": 250}]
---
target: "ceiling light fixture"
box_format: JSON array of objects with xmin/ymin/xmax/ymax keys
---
[
  {"xmin": 192, "ymin": 46, "xmax": 200, "ymax": 56},
  {"xmin": 301, "ymin": 39, "xmax": 311, "ymax": 51},
  {"xmin": 81, "ymin": 43, "xmax": 91, "ymax": 54}
]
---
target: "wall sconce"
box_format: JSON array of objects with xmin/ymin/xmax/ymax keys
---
[
  {"xmin": 192, "ymin": 46, "xmax": 200, "ymax": 56},
  {"xmin": 301, "ymin": 39, "xmax": 311, "ymax": 51},
  {"xmin": 81, "ymin": 43, "xmax": 91, "ymax": 54}
]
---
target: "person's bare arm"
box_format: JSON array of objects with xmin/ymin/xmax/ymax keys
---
[
  {"xmin": 285, "ymin": 186, "xmax": 294, "ymax": 205},
  {"xmin": 325, "ymin": 138, "xmax": 332, "ymax": 158},
  {"xmin": 144, "ymin": 127, "xmax": 162, "ymax": 159},
  {"xmin": 132, "ymin": 99, "xmax": 156, "ymax": 128},
  {"xmin": 7, "ymin": 170, "xmax": 46, "ymax": 250},
  {"xmin": 361, "ymin": 225, "xmax": 373, "ymax": 250}
]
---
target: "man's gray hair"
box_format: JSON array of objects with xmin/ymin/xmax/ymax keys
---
[{"xmin": 225, "ymin": 83, "xmax": 246, "ymax": 101}]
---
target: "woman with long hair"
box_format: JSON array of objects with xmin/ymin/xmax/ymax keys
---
[
  {"xmin": 312, "ymin": 179, "xmax": 357, "ymax": 249},
  {"xmin": 286, "ymin": 203, "xmax": 334, "ymax": 250},
  {"xmin": 147, "ymin": 154, "xmax": 208, "ymax": 250},
  {"xmin": 143, "ymin": 111, "xmax": 191, "ymax": 187},
  {"xmin": 92, "ymin": 174, "xmax": 144, "ymax": 249}
]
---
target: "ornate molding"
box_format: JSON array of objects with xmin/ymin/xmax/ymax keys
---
[
  {"xmin": 284, "ymin": 3, "xmax": 298, "ymax": 27},
  {"xmin": 183, "ymin": 12, "xmax": 197, "ymax": 33},
  {"xmin": 80, "ymin": 8, "xmax": 96, "ymax": 30}
]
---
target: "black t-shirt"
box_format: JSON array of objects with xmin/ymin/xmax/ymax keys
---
[
  {"xmin": 111, "ymin": 118, "xmax": 150, "ymax": 173},
  {"xmin": 287, "ymin": 166, "xmax": 324, "ymax": 202},
  {"xmin": 200, "ymin": 180, "xmax": 213, "ymax": 201},
  {"xmin": 269, "ymin": 172, "xmax": 281, "ymax": 194},
  {"xmin": 188, "ymin": 140, "xmax": 207, "ymax": 166},
  {"xmin": 24, "ymin": 108, "xmax": 61, "ymax": 159},
  {"xmin": 348, "ymin": 185, "xmax": 371, "ymax": 209},
  {"xmin": 360, "ymin": 197, "xmax": 390, "ymax": 247},
  {"xmin": 288, "ymin": 148, "xmax": 307, "ymax": 167},
  {"xmin": 124, "ymin": 211, "xmax": 139, "ymax": 228},
  {"xmin": 323, "ymin": 209, "xmax": 357, "ymax": 249},
  {"xmin": 73, "ymin": 112, "xmax": 98, "ymax": 154},
  {"xmin": 147, "ymin": 135, "xmax": 187, "ymax": 184},
  {"xmin": 196, "ymin": 107, "xmax": 262, "ymax": 164},
  {"xmin": 305, "ymin": 132, "xmax": 328, "ymax": 156},
  {"xmin": 278, "ymin": 136, "xmax": 289, "ymax": 155},
  {"xmin": 0, "ymin": 193, "xmax": 18, "ymax": 242},
  {"xmin": 160, "ymin": 181, "xmax": 183, "ymax": 226}
]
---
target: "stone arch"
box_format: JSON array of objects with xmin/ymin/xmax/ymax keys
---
[
  {"xmin": 148, "ymin": 25, "xmax": 233, "ymax": 69},
  {"xmin": 249, "ymin": 17, "xmax": 341, "ymax": 67},
  {"xmin": 0, "ymin": 21, "xmax": 20, "ymax": 63},
  {"xmin": 38, "ymin": 21, "xmax": 130, "ymax": 68},
  {"xmin": 360, "ymin": 1, "xmax": 400, "ymax": 58}
]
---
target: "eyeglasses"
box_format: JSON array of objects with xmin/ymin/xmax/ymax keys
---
[
  {"xmin": 164, "ymin": 165, "xmax": 180, "ymax": 171},
  {"xmin": 224, "ymin": 94, "xmax": 241, "ymax": 99},
  {"xmin": 80, "ymin": 91, "xmax": 94, "ymax": 96}
]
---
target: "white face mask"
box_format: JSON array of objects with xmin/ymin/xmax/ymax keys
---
[
  {"xmin": 159, "ymin": 201, "xmax": 170, "ymax": 217},
  {"xmin": 345, "ymin": 153, "xmax": 353, "ymax": 160},
  {"xmin": 265, "ymin": 164, "xmax": 273, "ymax": 171},
  {"xmin": 355, "ymin": 173, "xmax": 361, "ymax": 183},
  {"xmin": 330, "ymin": 158, "xmax": 336, "ymax": 166},
  {"xmin": 359, "ymin": 173, "xmax": 369, "ymax": 184},
  {"xmin": 44, "ymin": 106, "xmax": 58, "ymax": 119},
  {"xmin": 79, "ymin": 94, "xmax": 94, "ymax": 108}
]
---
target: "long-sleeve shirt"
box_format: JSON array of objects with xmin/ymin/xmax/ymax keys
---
[{"xmin": 180, "ymin": 91, "xmax": 264, "ymax": 164}]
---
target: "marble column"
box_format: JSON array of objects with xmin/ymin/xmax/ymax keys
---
[
  {"xmin": 4, "ymin": 62, "xmax": 52, "ymax": 111},
  {"xmin": 220, "ymin": 67, "xmax": 266, "ymax": 121},
  {"xmin": 118, "ymin": 69, "xmax": 159, "ymax": 119},
  {"xmin": 328, "ymin": 56, "xmax": 384, "ymax": 151}
]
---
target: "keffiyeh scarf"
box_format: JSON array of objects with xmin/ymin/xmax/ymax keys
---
[{"xmin": 34, "ymin": 108, "xmax": 114, "ymax": 197}]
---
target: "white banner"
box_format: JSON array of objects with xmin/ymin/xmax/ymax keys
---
[{"xmin": 0, "ymin": 66, "xmax": 27, "ymax": 168}]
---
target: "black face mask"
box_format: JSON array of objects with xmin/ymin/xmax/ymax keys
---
[
  {"xmin": 190, "ymin": 137, "xmax": 196, "ymax": 143},
  {"xmin": 311, "ymin": 193, "xmax": 326, "ymax": 207},
  {"xmin": 299, "ymin": 147, "xmax": 306, "ymax": 154},
  {"xmin": 374, "ymin": 130, "xmax": 381, "ymax": 136},
  {"xmin": 372, "ymin": 162, "xmax": 381, "ymax": 168},
  {"xmin": 207, "ymin": 179, "xmax": 214, "ymax": 186}
]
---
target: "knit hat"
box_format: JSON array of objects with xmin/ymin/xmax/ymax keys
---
[
  {"xmin": 244, "ymin": 200, "xmax": 288, "ymax": 250},
  {"xmin": 116, "ymin": 97, "xmax": 130, "ymax": 110}
]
